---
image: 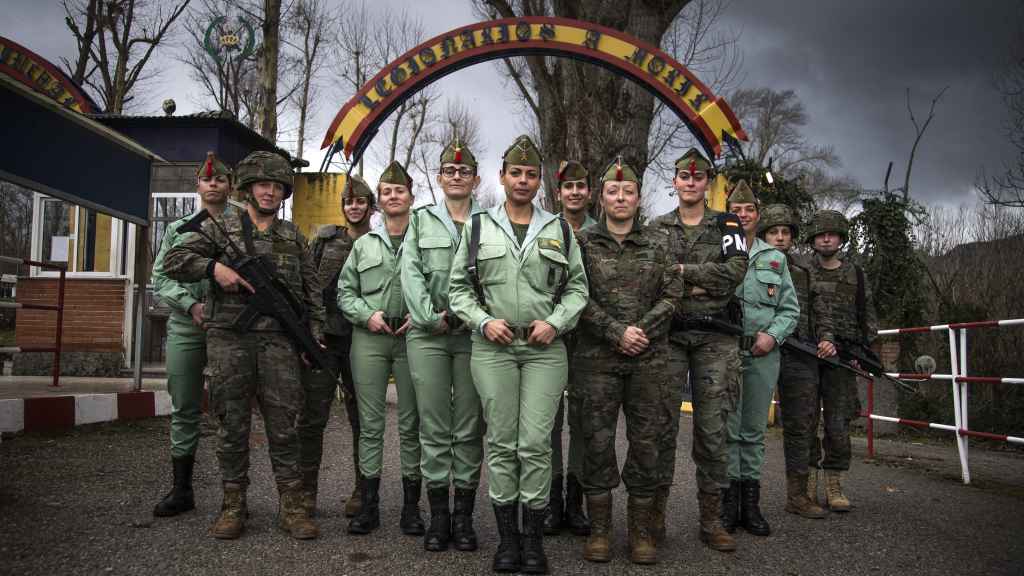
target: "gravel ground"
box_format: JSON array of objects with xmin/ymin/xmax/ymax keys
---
[{"xmin": 1, "ymin": 404, "xmax": 1022, "ymax": 576}]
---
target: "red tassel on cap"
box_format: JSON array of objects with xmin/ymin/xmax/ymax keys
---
[
  {"xmin": 688, "ymin": 159, "xmax": 697, "ymax": 176},
  {"xmin": 204, "ymin": 152, "xmax": 214, "ymax": 177},
  {"xmin": 454, "ymin": 146, "xmax": 462, "ymax": 163},
  {"xmin": 615, "ymin": 157, "xmax": 623, "ymax": 181}
]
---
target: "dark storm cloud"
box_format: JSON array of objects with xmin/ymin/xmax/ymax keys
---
[{"xmin": 721, "ymin": 0, "xmax": 1022, "ymax": 204}]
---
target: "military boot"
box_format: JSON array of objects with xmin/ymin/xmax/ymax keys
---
[
  {"xmin": 627, "ymin": 495, "xmax": 658, "ymax": 565},
  {"xmin": 347, "ymin": 476, "xmax": 380, "ymax": 534},
  {"xmin": 825, "ymin": 470, "xmax": 851, "ymax": 512},
  {"xmin": 400, "ymin": 477, "xmax": 426, "ymax": 535},
  {"xmin": 210, "ymin": 482, "xmax": 247, "ymax": 540},
  {"xmin": 719, "ymin": 480, "xmax": 740, "ymax": 533},
  {"xmin": 542, "ymin": 474, "xmax": 564, "ymax": 535},
  {"xmin": 650, "ymin": 485, "xmax": 669, "ymax": 543},
  {"xmin": 697, "ymin": 491, "xmax": 737, "ymax": 552},
  {"xmin": 452, "ymin": 487, "xmax": 479, "ymax": 551},
  {"xmin": 300, "ymin": 468, "xmax": 318, "ymax": 517},
  {"xmin": 424, "ymin": 486, "xmax": 451, "ymax": 552},
  {"xmin": 564, "ymin": 474, "xmax": 591, "ymax": 536},
  {"xmin": 279, "ymin": 481, "xmax": 320, "ymax": 539},
  {"xmin": 582, "ymin": 492, "xmax": 612, "ymax": 563},
  {"xmin": 806, "ymin": 468, "xmax": 820, "ymax": 505},
  {"xmin": 153, "ymin": 454, "xmax": 195, "ymax": 517},
  {"xmin": 492, "ymin": 502, "xmax": 521, "ymax": 573},
  {"xmin": 344, "ymin": 469, "xmax": 364, "ymax": 518},
  {"xmin": 785, "ymin": 472, "xmax": 827, "ymax": 519},
  {"xmin": 521, "ymin": 505, "xmax": 549, "ymax": 574},
  {"xmin": 739, "ymin": 479, "xmax": 771, "ymax": 536}
]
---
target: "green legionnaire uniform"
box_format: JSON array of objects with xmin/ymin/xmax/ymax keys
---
[
  {"xmin": 151, "ymin": 152, "xmax": 232, "ymax": 518},
  {"xmin": 547, "ymin": 159, "xmax": 595, "ymax": 536},
  {"xmin": 163, "ymin": 150, "xmax": 323, "ymax": 540},
  {"xmin": 297, "ymin": 173, "xmax": 374, "ymax": 517},
  {"xmin": 576, "ymin": 158, "xmax": 684, "ymax": 565},
  {"xmin": 651, "ymin": 147, "xmax": 747, "ymax": 551},
  {"xmin": 340, "ymin": 161, "xmax": 424, "ymax": 536},
  {"xmin": 449, "ymin": 135, "xmax": 589, "ymax": 574},
  {"xmin": 806, "ymin": 209, "xmax": 878, "ymax": 512},
  {"xmin": 401, "ymin": 138, "xmax": 486, "ymax": 552},
  {"xmin": 758, "ymin": 204, "xmax": 831, "ymax": 520},
  {"xmin": 721, "ymin": 182, "xmax": 799, "ymax": 536}
]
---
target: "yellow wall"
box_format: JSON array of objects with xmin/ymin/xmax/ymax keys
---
[
  {"xmin": 292, "ymin": 173, "xmax": 349, "ymax": 239},
  {"xmin": 707, "ymin": 173, "xmax": 729, "ymax": 212}
]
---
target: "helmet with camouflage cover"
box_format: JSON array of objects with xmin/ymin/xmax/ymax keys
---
[
  {"xmin": 805, "ymin": 209, "xmax": 849, "ymax": 243},
  {"xmin": 757, "ymin": 203, "xmax": 799, "ymax": 238},
  {"xmin": 235, "ymin": 150, "xmax": 294, "ymax": 199}
]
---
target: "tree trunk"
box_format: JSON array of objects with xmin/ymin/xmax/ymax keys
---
[{"xmin": 260, "ymin": 0, "xmax": 282, "ymax": 142}]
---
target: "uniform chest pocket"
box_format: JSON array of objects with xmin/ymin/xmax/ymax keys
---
[
  {"xmin": 476, "ymin": 243, "xmax": 507, "ymax": 285},
  {"xmin": 532, "ymin": 246, "xmax": 569, "ymax": 294},
  {"xmin": 754, "ymin": 267, "xmax": 782, "ymax": 306},
  {"xmin": 356, "ymin": 254, "xmax": 388, "ymax": 295},
  {"xmin": 418, "ymin": 236, "xmax": 452, "ymax": 274}
]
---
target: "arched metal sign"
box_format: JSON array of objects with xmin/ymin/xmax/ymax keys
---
[{"xmin": 322, "ymin": 16, "xmax": 747, "ymax": 164}]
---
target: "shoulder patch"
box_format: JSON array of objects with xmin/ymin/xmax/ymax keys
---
[{"xmin": 317, "ymin": 224, "xmax": 339, "ymax": 239}]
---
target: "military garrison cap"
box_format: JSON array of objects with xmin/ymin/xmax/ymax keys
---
[
  {"xmin": 599, "ymin": 156, "xmax": 641, "ymax": 186},
  {"xmin": 502, "ymin": 135, "xmax": 543, "ymax": 167},
  {"xmin": 343, "ymin": 173, "xmax": 374, "ymax": 202},
  {"xmin": 196, "ymin": 151, "xmax": 231, "ymax": 179},
  {"xmin": 556, "ymin": 160, "xmax": 588, "ymax": 183},
  {"xmin": 440, "ymin": 137, "xmax": 477, "ymax": 169},
  {"xmin": 674, "ymin": 147, "xmax": 714, "ymax": 174},
  {"xmin": 379, "ymin": 160, "xmax": 413, "ymax": 188},
  {"xmin": 726, "ymin": 180, "xmax": 758, "ymax": 207}
]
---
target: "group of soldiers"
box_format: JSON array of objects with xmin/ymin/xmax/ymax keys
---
[{"xmin": 148, "ymin": 133, "xmax": 877, "ymax": 574}]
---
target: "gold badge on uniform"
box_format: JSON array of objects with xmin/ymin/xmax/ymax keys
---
[{"xmin": 539, "ymin": 238, "xmax": 562, "ymax": 251}]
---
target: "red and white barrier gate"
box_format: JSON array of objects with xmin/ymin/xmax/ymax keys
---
[{"xmin": 872, "ymin": 318, "xmax": 1024, "ymax": 484}]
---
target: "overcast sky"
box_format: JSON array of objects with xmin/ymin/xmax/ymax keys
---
[{"xmin": 2, "ymin": 0, "xmax": 1020, "ymax": 214}]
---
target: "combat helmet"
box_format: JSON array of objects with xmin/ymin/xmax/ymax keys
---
[
  {"xmin": 757, "ymin": 203, "xmax": 799, "ymax": 238},
  {"xmin": 235, "ymin": 150, "xmax": 295, "ymax": 198},
  {"xmin": 805, "ymin": 209, "xmax": 849, "ymax": 243}
]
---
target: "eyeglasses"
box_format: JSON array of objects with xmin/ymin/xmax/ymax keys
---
[
  {"xmin": 675, "ymin": 171, "xmax": 708, "ymax": 181},
  {"xmin": 441, "ymin": 167, "xmax": 475, "ymax": 178}
]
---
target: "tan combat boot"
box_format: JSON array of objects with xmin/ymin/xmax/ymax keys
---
[
  {"xmin": 650, "ymin": 485, "xmax": 670, "ymax": 543},
  {"xmin": 211, "ymin": 482, "xmax": 247, "ymax": 540},
  {"xmin": 824, "ymin": 470, "xmax": 851, "ymax": 512},
  {"xmin": 697, "ymin": 491, "xmax": 737, "ymax": 552},
  {"xmin": 785, "ymin": 472, "xmax": 827, "ymax": 519},
  {"xmin": 344, "ymin": 471, "xmax": 364, "ymax": 518},
  {"xmin": 279, "ymin": 481, "xmax": 320, "ymax": 539},
  {"xmin": 627, "ymin": 495, "xmax": 658, "ymax": 565},
  {"xmin": 583, "ymin": 492, "xmax": 612, "ymax": 563},
  {"xmin": 807, "ymin": 468, "xmax": 820, "ymax": 505},
  {"xmin": 301, "ymin": 468, "xmax": 318, "ymax": 517}
]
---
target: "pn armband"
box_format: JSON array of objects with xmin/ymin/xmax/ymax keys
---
[{"xmin": 205, "ymin": 259, "xmax": 218, "ymax": 280}]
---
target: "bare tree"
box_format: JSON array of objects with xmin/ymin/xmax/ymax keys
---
[
  {"xmin": 474, "ymin": 0, "xmax": 701, "ymax": 209},
  {"xmin": 411, "ymin": 99, "xmax": 487, "ymax": 206},
  {"xmin": 978, "ymin": 34, "xmax": 1024, "ymax": 208},
  {"xmin": 284, "ymin": 0, "xmax": 336, "ymax": 166},
  {"xmin": 257, "ymin": 0, "xmax": 282, "ymax": 141},
  {"xmin": 901, "ymin": 86, "xmax": 947, "ymax": 201},
  {"xmin": 63, "ymin": 0, "xmax": 191, "ymax": 113}
]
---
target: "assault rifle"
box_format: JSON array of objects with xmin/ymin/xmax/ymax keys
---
[{"xmin": 179, "ymin": 209, "xmax": 337, "ymax": 380}]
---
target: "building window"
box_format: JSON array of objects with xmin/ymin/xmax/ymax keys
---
[{"xmin": 31, "ymin": 193, "xmax": 125, "ymax": 277}]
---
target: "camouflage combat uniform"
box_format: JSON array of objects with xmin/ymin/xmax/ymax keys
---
[
  {"xmin": 575, "ymin": 220, "xmax": 683, "ymax": 497},
  {"xmin": 163, "ymin": 151, "xmax": 323, "ymax": 539}
]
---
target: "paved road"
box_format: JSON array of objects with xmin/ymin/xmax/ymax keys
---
[{"xmin": 1, "ymin": 404, "xmax": 1022, "ymax": 576}]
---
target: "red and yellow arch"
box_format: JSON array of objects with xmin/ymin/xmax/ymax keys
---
[{"xmin": 322, "ymin": 16, "xmax": 746, "ymax": 162}]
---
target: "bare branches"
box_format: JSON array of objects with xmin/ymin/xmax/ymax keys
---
[{"xmin": 903, "ymin": 86, "xmax": 948, "ymax": 200}]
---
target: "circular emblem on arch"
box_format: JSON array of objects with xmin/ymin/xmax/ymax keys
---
[{"xmin": 322, "ymin": 16, "xmax": 747, "ymax": 163}]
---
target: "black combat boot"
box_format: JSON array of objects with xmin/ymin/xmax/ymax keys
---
[
  {"xmin": 400, "ymin": 477, "xmax": 426, "ymax": 535},
  {"xmin": 452, "ymin": 487, "xmax": 479, "ymax": 551},
  {"xmin": 492, "ymin": 502, "xmax": 521, "ymax": 573},
  {"xmin": 521, "ymin": 505, "xmax": 549, "ymax": 574},
  {"xmin": 153, "ymin": 454, "xmax": 195, "ymax": 517},
  {"xmin": 740, "ymin": 479, "xmax": 771, "ymax": 536},
  {"xmin": 347, "ymin": 477, "xmax": 380, "ymax": 534},
  {"xmin": 564, "ymin": 474, "xmax": 591, "ymax": 536},
  {"xmin": 719, "ymin": 480, "xmax": 741, "ymax": 533},
  {"xmin": 542, "ymin": 475, "xmax": 564, "ymax": 535},
  {"xmin": 424, "ymin": 486, "xmax": 451, "ymax": 552}
]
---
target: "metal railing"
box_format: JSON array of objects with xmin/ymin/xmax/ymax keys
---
[{"xmin": 0, "ymin": 255, "xmax": 66, "ymax": 387}]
